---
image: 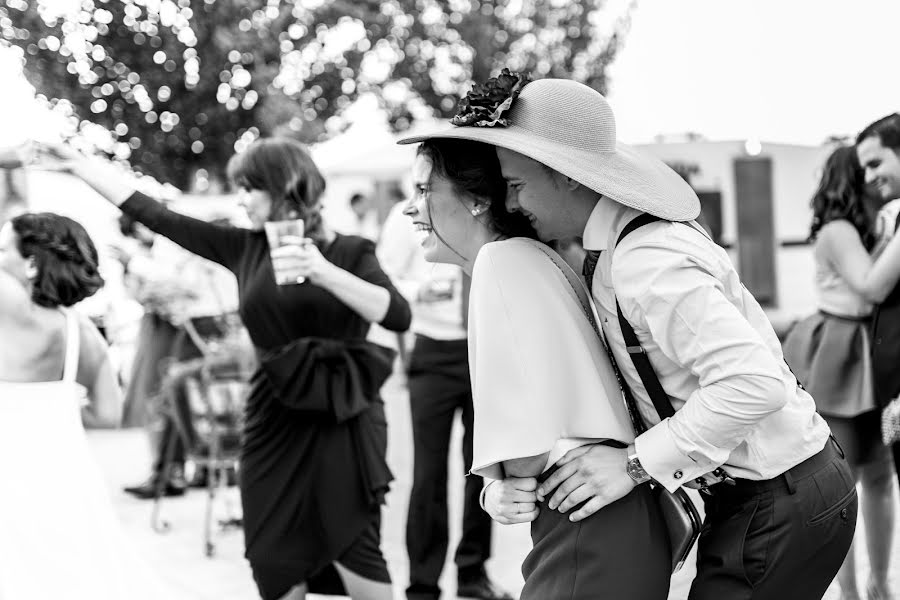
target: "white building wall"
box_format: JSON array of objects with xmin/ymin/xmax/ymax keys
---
[{"xmin": 636, "ymin": 140, "xmax": 833, "ymax": 317}]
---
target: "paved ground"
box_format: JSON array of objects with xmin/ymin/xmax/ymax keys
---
[{"xmin": 90, "ymin": 369, "xmax": 898, "ymax": 599}]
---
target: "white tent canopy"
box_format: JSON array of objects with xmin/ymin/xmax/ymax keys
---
[{"xmin": 312, "ymin": 118, "xmax": 442, "ymax": 179}]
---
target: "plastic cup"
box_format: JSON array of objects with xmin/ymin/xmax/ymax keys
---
[{"xmin": 263, "ymin": 219, "xmax": 305, "ymax": 285}]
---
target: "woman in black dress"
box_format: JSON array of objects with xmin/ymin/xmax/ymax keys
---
[{"xmin": 45, "ymin": 139, "xmax": 411, "ymax": 600}]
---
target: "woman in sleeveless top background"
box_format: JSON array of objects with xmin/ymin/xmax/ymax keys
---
[
  {"xmin": 0, "ymin": 212, "xmax": 171, "ymax": 599},
  {"xmin": 402, "ymin": 138, "xmax": 670, "ymax": 599},
  {"xmin": 783, "ymin": 145, "xmax": 900, "ymax": 600}
]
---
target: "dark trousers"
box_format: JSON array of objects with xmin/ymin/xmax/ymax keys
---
[
  {"xmin": 150, "ymin": 329, "xmax": 202, "ymax": 476},
  {"xmin": 152, "ymin": 364, "xmax": 200, "ymax": 474},
  {"xmin": 405, "ymin": 335, "xmax": 492, "ymax": 595},
  {"xmin": 689, "ymin": 438, "xmax": 857, "ymax": 600},
  {"xmin": 521, "ymin": 458, "xmax": 670, "ymax": 599}
]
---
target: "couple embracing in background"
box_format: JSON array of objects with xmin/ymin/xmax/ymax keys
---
[{"xmin": 399, "ymin": 70, "xmax": 856, "ymax": 599}]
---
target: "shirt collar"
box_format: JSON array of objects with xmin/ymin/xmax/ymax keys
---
[{"xmin": 581, "ymin": 197, "xmax": 639, "ymax": 252}]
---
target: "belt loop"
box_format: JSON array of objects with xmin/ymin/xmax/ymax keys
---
[{"xmin": 783, "ymin": 470, "xmax": 797, "ymax": 495}]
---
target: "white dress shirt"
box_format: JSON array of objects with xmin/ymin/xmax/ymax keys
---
[
  {"xmin": 584, "ymin": 199, "xmax": 830, "ymax": 493},
  {"xmin": 376, "ymin": 202, "xmax": 466, "ymax": 341}
]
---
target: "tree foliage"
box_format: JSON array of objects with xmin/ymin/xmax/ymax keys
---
[{"xmin": 1, "ymin": 0, "xmax": 632, "ymax": 188}]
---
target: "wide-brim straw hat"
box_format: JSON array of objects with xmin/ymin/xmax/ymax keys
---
[{"xmin": 398, "ymin": 78, "xmax": 700, "ymax": 222}]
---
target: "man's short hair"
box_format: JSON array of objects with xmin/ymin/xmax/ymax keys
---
[{"xmin": 857, "ymin": 113, "xmax": 900, "ymax": 149}]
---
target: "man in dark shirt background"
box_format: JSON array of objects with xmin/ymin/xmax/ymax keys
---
[{"xmin": 856, "ymin": 113, "xmax": 900, "ymax": 491}]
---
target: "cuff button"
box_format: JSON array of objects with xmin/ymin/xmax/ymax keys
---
[{"xmin": 673, "ymin": 470, "xmax": 684, "ymax": 480}]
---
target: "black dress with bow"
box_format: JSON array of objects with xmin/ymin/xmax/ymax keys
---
[{"xmin": 119, "ymin": 193, "xmax": 411, "ymax": 597}]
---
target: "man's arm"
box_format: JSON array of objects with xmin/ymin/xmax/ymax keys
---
[
  {"xmin": 618, "ymin": 242, "xmax": 789, "ymax": 492},
  {"xmin": 539, "ymin": 231, "xmax": 790, "ymax": 520}
]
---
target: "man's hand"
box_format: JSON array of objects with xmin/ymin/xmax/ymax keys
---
[
  {"xmin": 482, "ymin": 477, "xmax": 540, "ymax": 525},
  {"xmin": 536, "ymin": 444, "xmax": 636, "ymax": 523}
]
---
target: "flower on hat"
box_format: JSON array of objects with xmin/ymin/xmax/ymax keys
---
[{"xmin": 450, "ymin": 68, "xmax": 532, "ymax": 128}]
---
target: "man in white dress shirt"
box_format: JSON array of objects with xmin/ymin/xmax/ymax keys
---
[
  {"xmin": 400, "ymin": 76, "xmax": 856, "ymax": 599},
  {"xmin": 378, "ymin": 202, "xmax": 510, "ymax": 600}
]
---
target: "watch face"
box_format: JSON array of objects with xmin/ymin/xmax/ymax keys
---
[{"xmin": 628, "ymin": 457, "xmax": 650, "ymax": 484}]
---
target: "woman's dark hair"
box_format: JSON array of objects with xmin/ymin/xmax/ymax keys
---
[
  {"xmin": 810, "ymin": 145, "xmax": 876, "ymax": 251},
  {"xmin": 857, "ymin": 113, "xmax": 900, "ymax": 150},
  {"xmin": 226, "ymin": 137, "xmax": 327, "ymax": 238},
  {"xmin": 416, "ymin": 139, "xmax": 536, "ymax": 255},
  {"xmin": 11, "ymin": 213, "xmax": 104, "ymax": 307}
]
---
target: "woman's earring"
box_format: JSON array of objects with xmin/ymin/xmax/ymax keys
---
[
  {"xmin": 471, "ymin": 204, "xmax": 487, "ymax": 216},
  {"xmin": 24, "ymin": 258, "xmax": 37, "ymax": 281}
]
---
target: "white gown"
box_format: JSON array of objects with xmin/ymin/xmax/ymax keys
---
[{"xmin": 0, "ymin": 309, "xmax": 171, "ymax": 600}]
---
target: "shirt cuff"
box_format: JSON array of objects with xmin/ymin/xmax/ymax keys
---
[{"xmin": 635, "ymin": 419, "xmax": 706, "ymax": 493}]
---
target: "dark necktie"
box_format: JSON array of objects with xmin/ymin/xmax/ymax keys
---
[{"xmin": 582, "ymin": 249, "xmax": 602, "ymax": 290}]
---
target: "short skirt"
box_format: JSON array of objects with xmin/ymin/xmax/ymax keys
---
[{"xmin": 782, "ymin": 311, "xmax": 874, "ymax": 418}]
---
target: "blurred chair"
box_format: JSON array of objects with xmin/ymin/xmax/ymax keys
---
[{"xmin": 150, "ymin": 311, "xmax": 255, "ymax": 558}]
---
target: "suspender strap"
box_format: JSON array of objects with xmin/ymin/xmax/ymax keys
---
[
  {"xmin": 616, "ymin": 212, "xmax": 664, "ymax": 246},
  {"xmin": 615, "ymin": 299, "xmax": 675, "ymax": 419},
  {"xmin": 613, "ymin": 214, "xmax": 676, "ymax": 420}
]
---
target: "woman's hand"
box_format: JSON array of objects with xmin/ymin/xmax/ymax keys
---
[
  {"xmin": 482, "ymin": 477, "xmax": 540, "ymax": 525},
  {"xmin": 32, "ymin": 142, "xmax": 87, "ymax": 172},
  {"xmin": 33, "ymin": 142, "xmax": 138, "ymax": 207},
  {"xmin": 270, "ymin": 236, "xmax": 337, "ymax": 286}
]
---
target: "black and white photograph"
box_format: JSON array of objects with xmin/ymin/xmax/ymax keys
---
[{"xmin": 0, "ymin": 1, "xmax": 898, "ymax": 598}]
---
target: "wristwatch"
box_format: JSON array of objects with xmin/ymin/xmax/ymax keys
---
[{"xmin": 626, "ymin": 451, "xmax": 652, "ymax": 485}]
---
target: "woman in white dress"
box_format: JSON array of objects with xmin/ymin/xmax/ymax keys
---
[
  {"xmin": 0, "ymin": 212, "xmax": 168, "ymax": 599},
  {"xmin": 401, "ymin": 138, "xmax": 670, "ymax": 599}
]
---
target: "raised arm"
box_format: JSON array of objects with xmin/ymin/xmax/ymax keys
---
[
  {"xmin": 117, "ymin": 192, "xmax": 247, "ymax": 270},
  {"xmin": 40, "ymin": 145, "xmax": 247, "ymax": 269},
  {"xmin": 819, "ymin": 219, "xmax": 900, "ymax": 303}
]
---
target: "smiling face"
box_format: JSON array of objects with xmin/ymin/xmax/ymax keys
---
[
  {"xmin": 857, "ymin": 136, "xmax": 900, "ymax": 201},
  {"xmin": 403, "ymin": 153, "xmax": 482, "ymax": 267},
  {"xmin": 497, "ymin": 147, "xmax": 580, "ymax": 241}
]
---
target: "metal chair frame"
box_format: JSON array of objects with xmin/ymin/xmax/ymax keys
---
[{"xmin": 150, "ymin": 313, "xmax": 253, "ymax": 557}]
